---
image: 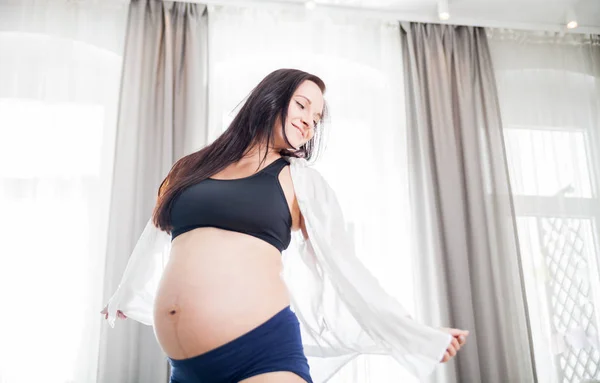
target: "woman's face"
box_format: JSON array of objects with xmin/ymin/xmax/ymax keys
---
[{"xmin": 274, "ymin": 80, "xmax": 324, "ymax": 151}]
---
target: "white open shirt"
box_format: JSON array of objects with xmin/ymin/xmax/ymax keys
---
[{"xmin": 105, "ymin": 156, "xmax": 452, "ymax": 382}]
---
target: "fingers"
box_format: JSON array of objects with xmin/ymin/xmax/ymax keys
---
[
  {"xmin": 441, "ymin": 345, "xmax": 457, "ymax": 362},
  {"xmin": 100, "ymin": 306, "xmax": 108, "ymax": 320},
  {"xmin": 441, "ymin": 335, "xmax": 464, "ymax": 363},
  {"xmin": 448, "ymin": 339, "xmax": 458, "ymax": 357},
  {"xmin": 100, "ymin": 307, "xmax": 127, "ymax": 320},
  {"xmin": 439, "ymin": 327, "xmax": 472, "ymax": 363},
  {"xmin": 445, "ymin": 328, "xmax": 469, "ymax": 347},
  {"xmin": 440, "ymin": 342, "xmax": 457, "ymax": 363},
  {"xmin": 441, "ymin": 352, "xmax": 451, "ymax": 363},
  {"xmin": 447, "ymin": 328, "xmax": 470, "ymax": 337},
  {"xmin": 451, "ymin": 337, "xmax": 459, "ymax": 352}
]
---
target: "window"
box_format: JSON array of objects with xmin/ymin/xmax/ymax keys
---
[
  {"xmin": 503, "ymin": 90, "xmax": 600, "ymax": 383},
  {"xmin": 0, "ymin": 12, "xmax": 125, "ymax": 380}
]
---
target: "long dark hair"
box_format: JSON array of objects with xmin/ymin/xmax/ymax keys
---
[{"xmin": 153, "ymin": 68, "xmax": 328, "ymax": 232}]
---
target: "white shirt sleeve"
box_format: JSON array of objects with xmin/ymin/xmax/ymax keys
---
[
  {"xmin": 285, "ymin": 157, "xmax": 451, "ymax": 381},
  {"xmin": 105, "ymin": 219, "xmax": 170, "ymax": 328}
]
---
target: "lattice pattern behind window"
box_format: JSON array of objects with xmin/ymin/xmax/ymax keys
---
[{"xmin": 540, "ymin": 217, "xmax": 600, "ymax": 382}]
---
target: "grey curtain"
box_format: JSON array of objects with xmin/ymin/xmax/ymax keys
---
[
  {"xmin": 98, "ymin": 1, "xmax": 208, "ymax": 382},
  {"xmin": 401, "ymin": 23, "xmax": 536, "ymax": 383}
]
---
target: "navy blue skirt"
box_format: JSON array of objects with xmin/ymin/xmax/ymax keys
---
[{"xmin": 168, "ymin": 306, "xmax": 313, "ymax": 383}]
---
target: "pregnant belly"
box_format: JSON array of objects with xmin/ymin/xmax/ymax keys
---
[{"xmin": 152, "ymin": 227, "xmax": 291, "ymax": 360}]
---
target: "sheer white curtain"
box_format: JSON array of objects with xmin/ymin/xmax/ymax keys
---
[
  {"xmin": 0, "ymin": 1, "xmax": 128, "ymax": 382},
  {"xmin": 489, "ymin": 30, "xmax": 600, "ymax": 383},
  {"xmin": 208, "ymin": 6, "xmax": 421, "ymax": 382}
]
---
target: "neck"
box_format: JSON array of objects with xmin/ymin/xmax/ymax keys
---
[{"xmin": 241, "ymin": 142, "xmax": 282, "ymax": 164}]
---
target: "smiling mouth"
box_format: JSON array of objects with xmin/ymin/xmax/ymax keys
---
[{"xmin": 292, "ymin": 124, "xmax": 303, "ymax": 136}]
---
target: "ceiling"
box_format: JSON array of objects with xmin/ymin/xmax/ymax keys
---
[{"xmin": 195, "ymin": 0, "xmax": 600, "ymax": 33}]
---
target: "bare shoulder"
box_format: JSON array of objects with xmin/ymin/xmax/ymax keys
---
[{"xmin": 278, "ymin": 164, "xmax": 308, "ymax": 239}]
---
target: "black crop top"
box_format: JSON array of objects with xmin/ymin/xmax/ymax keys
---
[{"xmin": 169, "ymin": 157, "xmax": 293, "ymax": 252}]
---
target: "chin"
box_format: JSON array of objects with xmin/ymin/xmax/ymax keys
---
[{"xmin": 284, "ymin": 138, "xmax": 300, "ymax": 150}]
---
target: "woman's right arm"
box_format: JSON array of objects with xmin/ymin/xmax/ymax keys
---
[{"xmin": 101, "ymin": 218, "xmax": 171, "ymax": 328}]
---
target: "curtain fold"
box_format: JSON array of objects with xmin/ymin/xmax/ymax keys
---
[
  {"xmin": 401, "ymin": 23, "xmax": 536, "ymax": 383},
  {"xmin": 98, "ymin": 1, "xmax": 208, "ymax": 382}
]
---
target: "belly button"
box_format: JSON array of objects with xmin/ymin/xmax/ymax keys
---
[{"xmin": 168, "ymin": 304, "xmax": 180, "ymax": 315}]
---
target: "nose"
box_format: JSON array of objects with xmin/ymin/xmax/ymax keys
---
[
  {"xmin": 299, "ymin": 119, "xmax": 314, "ymax": 141},
  {"xmin": 301, "ymin": 115, "xmax": 311, "ymax": 131}
]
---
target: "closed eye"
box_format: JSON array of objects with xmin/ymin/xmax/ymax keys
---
[{"xmin": 296, "ymin": 101, "xmax": 305, "ymax": 110}]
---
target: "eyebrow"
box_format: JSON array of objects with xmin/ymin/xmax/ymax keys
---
[{"xmin": 296, "ymin": 95, "xmax": 322, "ymax": 120}]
